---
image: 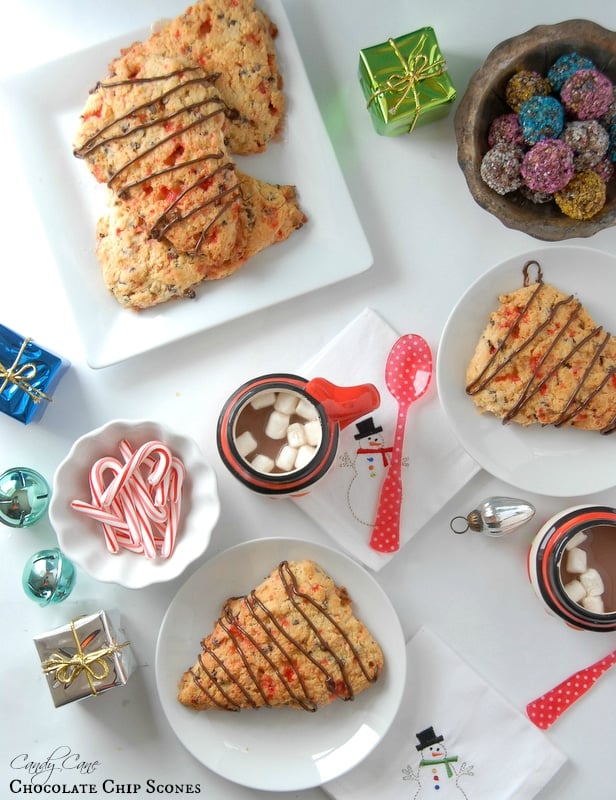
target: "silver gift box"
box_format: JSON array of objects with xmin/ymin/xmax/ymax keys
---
[{"xmin": 33, "ymin": 610, "xmax": 136, "ymax": 707}]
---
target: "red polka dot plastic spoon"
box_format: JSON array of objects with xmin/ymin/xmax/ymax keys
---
[
  {"xmin": 526, "ymin": 648, "xmax": 616, "ymax": 729},
  {"xmin": 369, "ymin": 334, "xmax": 432, "ymax": 553}
]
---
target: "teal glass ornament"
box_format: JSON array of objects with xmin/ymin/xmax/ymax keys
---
[
  {"xmin": 0, "ymin": 467, "xmax": 50, "ymax": 528},
  {"xmin": 22, "ymin": 548, "xmax": 76, "ymax": 606}
]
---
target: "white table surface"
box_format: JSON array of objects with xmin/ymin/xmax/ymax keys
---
[{"xmin": 1, "ymin": 1, "xmax": 615, "ymax": 798}]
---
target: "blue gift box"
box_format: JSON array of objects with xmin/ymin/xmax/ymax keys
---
[{"xmin": 0, "ymin": 325, "xmax": 69, "ymax": 424}]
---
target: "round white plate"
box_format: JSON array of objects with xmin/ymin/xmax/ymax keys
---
[
  {"xmin": 437, "ymin": 246, "xmax": 616, "ymax": 497},
  {"xmin": 155, "ymin": 537, "xmax": 406, "ymax": 791}
]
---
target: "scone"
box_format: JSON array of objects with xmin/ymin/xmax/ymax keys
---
[
  {"xmin": 74, "ymin": 53, "xmax": 243, "ymax": 255},
  {"xmin": 466, "ymin": 262, "xmax": 616, "ymax": 434},
  {"xmin": 115, "ymin": 0, "xmax": 285, "ymax": 154},
  {"xmin": 96, "ymin": 173, "xmax": 306, "ymax": 310},
  {"xmin": 177, "ymin": 560, "xmax": 384, "ymax": 711}
]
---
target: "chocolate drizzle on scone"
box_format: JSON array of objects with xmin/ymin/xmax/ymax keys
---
[
  {"xmin": 74, "ymin": 69, "xmax": 241, "ymax": 254},
  {"xmin": 465, "ymin": 260, "xmax": 616, "ymax": 434},
  {"xmin": 179, "ymin": 560, "xmax": 383, "ymax": 712}
]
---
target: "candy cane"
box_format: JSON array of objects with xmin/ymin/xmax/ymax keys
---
[
  {"xmin": 84, "ymin": 457, "xmax": 129, "ymax": 552},
  {"xmin": 117, "ymin": 440, "xmax": 167, "ymax": 522},
  {"xmin": 70, "ymin": 499, "xmax": 129, "ymax": 530},
  {"xmin": 102, "ymin": 440, "xmax": 172, "ymax": 505},
  {"xmin": 72, "ymin": 438, "xmax": 186, "ymax": 560},
  {"xmin": 160, "ymin": 460, "xmax": 185, "ymax": 558}
]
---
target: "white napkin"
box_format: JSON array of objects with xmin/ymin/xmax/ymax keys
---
[
  {"xmin": 294, "ymin": 308, "xmax": 480, "ymax": 570},
  {"xmin": 324, "ymin": 627, "xmax": 567, "ymax": 800}
]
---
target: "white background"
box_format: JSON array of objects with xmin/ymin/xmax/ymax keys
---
[{"xmin": 1, "ymin": 2, "xmax": 615, "ymax": 799}]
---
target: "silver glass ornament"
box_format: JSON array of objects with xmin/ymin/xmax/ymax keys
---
[{"xmin": 450, "ymin": 496, "xmax": 535, "ymax": 537}]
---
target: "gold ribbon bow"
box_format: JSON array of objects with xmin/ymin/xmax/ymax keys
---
[
  {"xmin": 0, "ymin": 336, "xmax": 51, "ymax": 403},
  {"xmin": 367, "ymin": 36, "xmax": 447, "ymax": 133},
  {"xmin": 42, "ymin": 620, "xmax": 128, "ymax": 696}
]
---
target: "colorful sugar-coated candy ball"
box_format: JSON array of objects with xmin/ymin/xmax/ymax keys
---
[
  {"xmin": 547, "ymin": 52, "xmax": 596, "ymax": 92},
  {"xmin": 600, "ymin": 87, "xmax": 616, "ymax": 128},
  {"xmin": 480, "ymin": 143, "xmax": 525, "ymax": 194},
  {"xmin": 554, "ymin": 170, "xmax": 606, "ymax": 219},
  {"xmin": 594, "ymin": 157, "xmax": 615, "ymax": 183},
  {"xmin": 521, "ymin": 139, "xmax": 575, "ymax": 194},
  {"xmin": 562, "ymin": 120, "xmax": 609, "ymax": 170},
  {"xmin": 609, "ymin": 123, "xmax": 616, "ymax": 163},
  {"xmin": 487, "ymin": 113, "xmax": 524, "ymax": 147},
  {"xmin": 505, "ymin": 70, "xmax": 550, "ymax": 113},
  {"xmin": 519, "ymin": 95, "xmax": 564, "ymax": 145},
  {"xmin": 520, "ymin": 185, "xmax": 553, "ymax": 204},
  {"xmin": 561, "ymin": 69, "xmax": 614, "ymax": 120}
]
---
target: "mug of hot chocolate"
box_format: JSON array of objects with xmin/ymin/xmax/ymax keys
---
[
  {"xmin": 217, "ymin": 374, "xmax": 380, "ymax": 497},
  {"xmin": 528, "ymin": 504, "xmax": 616, "ymax": 632}
]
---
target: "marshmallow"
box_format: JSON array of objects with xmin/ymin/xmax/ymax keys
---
[
  {"xmin": 581, "ymin": 594, "xmax": 605, "ymax": 614},
  {"xmin": 251, "ymin": 453, "xmax": 275, "ymax": 473},
  {"xmin": 295, "ymin": 445, "xmax": 316, "ymax": 470},
  {"xmin": 250, "ymin": 390, "xmax": 276, "ymax": 410},
  {"xmin": 265, "ymin": 410, "xmax": 290, "ymax": 440},
  {"xmin": 565, "ymin": 530, "xmax": 588, "ymax": 550},
  {"xmin": 276, "ymin": 445, "xmax": 298, "ymax": 472},
  {"xmin": 274, "ymin": 391, "xmax": 299, "ymax": 415},
  {"xmin": 565, "ymin": 546, "xmax": 587, "ymax": 574},
  {"xmin": 564, "ymin": 579, "xmax": 586, "ymax": 604},
  {"xmin": 287, "ymin": 422, "xmax": 307, "ymax": 448},
  {"xmin": 296, "ymin": 397, "xmax": 318, "ymax": 420},
  {"xmin": 580, "ymin": 567, "xmax": 605, "ymax": 596},
  {"xmin": 235, "ymin": 430, "xmax": 257, "ymax": 458},
  {"xmin": 304, "ymin": 419, "xmax": 322, "ymax": 447}
]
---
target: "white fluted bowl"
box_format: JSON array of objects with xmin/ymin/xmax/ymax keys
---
[{"xmin": 49, "ymin": 419, "xmax": 220, "ymax": 589}]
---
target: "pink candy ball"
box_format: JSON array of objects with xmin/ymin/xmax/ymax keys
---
[
  {"xmin": 561, "ymin": 69, "xmax": 614, "ymax": 120},
  {"xmin": 488, "ymin": 113, "xmax": 524, "ymax": 147},
  {"xmin": 521, "ymin": 139, "xmax": 575, "ymax": 194}
]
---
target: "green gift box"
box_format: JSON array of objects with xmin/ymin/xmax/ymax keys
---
[{"xmin": 358, "ymin": 27, "xmax": 456, "ymax": 136}]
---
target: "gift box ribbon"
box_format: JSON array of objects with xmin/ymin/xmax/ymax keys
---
[
  {"xmin": 0, "ymin": 336, "xmax": 51, "ymax": 403},
  {"xmin": 41, "ymin": 619, "xmax": 128, "ymax": 696},
  {"xmin": 366, "ymin": 34, "xmax": 447, "ymax": 132}
]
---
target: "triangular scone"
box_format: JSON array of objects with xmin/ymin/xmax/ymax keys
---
[
  {"xmin": 177, "ymin": 560, "xmax": 384, "ymax": 712},
  {"xmin": 465, "ymin": 264, "xmax": 616, "ymax": 434},
  {"xmin": 114, "ymin": 0, "xmax": 285, "ymax": 154},
  {"xmin": 74, "ymin": 53, "xmax": 243, "ymax": 256},
  {"xmin": 96, "ymin": 173, "xmax": 306, "ymax": 310}
]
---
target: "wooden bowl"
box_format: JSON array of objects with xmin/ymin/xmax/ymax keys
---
[{"xmin": 455, "ymin": 19, "xmax": 616, "ymax": 241}]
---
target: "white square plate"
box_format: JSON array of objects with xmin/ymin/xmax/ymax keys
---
[{"xmin": 0, "ymin": 0, "xmax": 372, "ymax": 368}]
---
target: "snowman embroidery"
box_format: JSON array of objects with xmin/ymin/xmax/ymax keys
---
[
  {"xmin": 402, "ymin": 726, "xmax": 474, "ymax": 799},
  {"xmin": 338, "ymin": 417, "xmax": 396, "ymax": 526}
]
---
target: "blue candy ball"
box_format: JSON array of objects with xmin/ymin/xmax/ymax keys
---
[
  {"xmin": 519, "ymin": 95, "xmax": 565, "ymax": 145},
  {"xmin": 547, "ymin": 52, "xmax": 596, "ymax": 92},
  {"xmin": 609, "ymin": 123, "xmax": 616, "ymax": 163}
]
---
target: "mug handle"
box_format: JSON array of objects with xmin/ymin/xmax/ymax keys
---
[{"xmin": 305, "ymin": 378, "xmax": 380, "ymax": 430}]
